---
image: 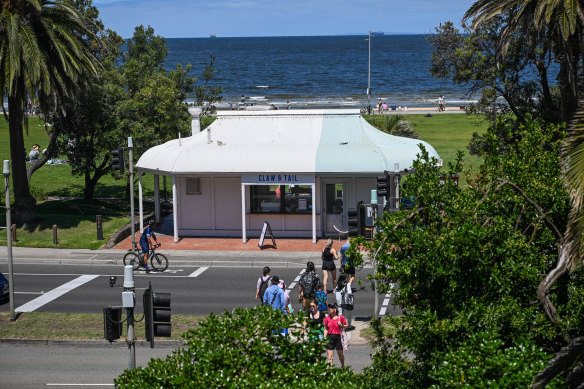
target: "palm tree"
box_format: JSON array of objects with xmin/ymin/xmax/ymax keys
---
[
  {"xmin": 0, "ymin": 0, "xmax": 99, "ymax": 221},
  {"xmin": 377, "ymin": 114, "xmax": 420, "ymax": 139},
  {"xmin": 465, "ymin": 0, "xmax": 583, "ymax": 122}
]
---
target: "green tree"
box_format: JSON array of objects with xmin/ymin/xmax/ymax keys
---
[
  {"xmin": 114, "ymin": 305, "xmax": 358, "ymax": 388},
  {"xmin": 375, "ymin": 114, "xmax": 419, "ymax": 139},
  {"xmin": 464, "ymin": 0, "xmax": 583, "ymax": 122},
  {"xmin": 428, "ymin": 18, "xmax": 558, "ymax": 125},
  {"xmin": 51, "ymin": 23, "xmax": 197, "ymax": 199},
  {"xmin": 0, "ymin": 0, "xmax": 99, "ymax": 220},
  {"xmin": 360, "ymin": 118, "xmax": 584, "ymax": 386}
]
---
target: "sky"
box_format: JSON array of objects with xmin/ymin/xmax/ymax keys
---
[{"xmin": 92, "ymin": 0, "xmax": 478, "ymax": 38}]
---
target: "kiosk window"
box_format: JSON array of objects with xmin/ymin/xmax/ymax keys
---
[
  {"xmin": 186, "ymin": 178, "xmax": 201, "ymax": 194},
  {"xmin": 250, "ymin": 185, "xmax": 312, "ymax": 214}
]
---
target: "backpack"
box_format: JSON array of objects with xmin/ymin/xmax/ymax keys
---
[
  {"xmin": 300, "ymin": 271, "xmax": 319, "ymax": 299},
  {"xmin": 258, "ymin": 276, "xmax": 270, "ymax": 300}
]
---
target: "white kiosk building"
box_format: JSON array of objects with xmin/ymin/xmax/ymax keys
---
[{"xmin": 135, "ymin": 110, "xmax": 440, "ymax": 243}]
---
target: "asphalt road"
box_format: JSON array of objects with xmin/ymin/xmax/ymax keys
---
[{"xmin": 0, "ymin": 259, "xmax": 399, "ymax": 386}]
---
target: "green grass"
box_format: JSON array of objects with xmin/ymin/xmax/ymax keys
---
[
  {"xmin": 0, "ymin": 311, "xmax": 203, "ymax": 340},
  {"xmin": 365, "ymin": 113, "xmax": 489, "ymax": 172}
]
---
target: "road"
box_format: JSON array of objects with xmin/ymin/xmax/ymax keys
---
[{"xmin": 0, "ymin": 258, "xmax": 400, "ymax": 387}]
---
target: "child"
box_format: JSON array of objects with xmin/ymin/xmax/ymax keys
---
[{"xmin": 314, "ymin": 283, "xmax": 328, "ymax": 315}]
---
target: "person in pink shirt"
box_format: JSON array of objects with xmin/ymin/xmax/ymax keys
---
[{"xmin": 323, "ymin": 303, "xmax": 348, "ymax": 367}]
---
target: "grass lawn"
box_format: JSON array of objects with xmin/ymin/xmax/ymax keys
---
[
  {"xmin": 0, "ymin": 311, "xmax": 203, "ymax": 341},
  {"xmin": 365, "ymin": 113, "xmax": 489, "ymax": 172}
]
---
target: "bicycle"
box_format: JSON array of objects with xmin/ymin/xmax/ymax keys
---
[{"xmin": 123, "ymin": 243, "xmax": 169, "ymax": 272}]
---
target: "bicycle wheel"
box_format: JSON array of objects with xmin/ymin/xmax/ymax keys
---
[
  {"xmin": 123, "ymin": 252, "xmax": 141, "ymax": 271},
  {"xmin": 150, "ymin": 253, "xmax": 169, "ymax": 272}
]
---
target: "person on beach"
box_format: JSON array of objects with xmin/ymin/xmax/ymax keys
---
[
  {"xmin": 240, "ymin": 94, "xmax": 245, "ymax": 103},
  {"xmin": 324, "ymin": 303, "xmax": 348, "ymax": 367},
  {"xmin": 438, "ymin": 95, "xmax": 445, "ymax": 112},
  {"xmin": 378, "ymin": 98, "xmax": 382, "ymax": 114},
  {"xmin": 321, "ymin": 239, "xmax": 339, "ymax": 293}
]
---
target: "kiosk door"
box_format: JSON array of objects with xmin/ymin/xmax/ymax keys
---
[{"xmin": 323, "ymin": 182, "xmax": 346, "ymax": 236}]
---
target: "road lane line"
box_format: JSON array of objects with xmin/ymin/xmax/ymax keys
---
[
  {"xmin": 16, "ymin": 275, "xmax": 99, "ymax": 313},
  {"xmin": 188, "ymin": 267, "xmax": 209, "ymax": 278}
]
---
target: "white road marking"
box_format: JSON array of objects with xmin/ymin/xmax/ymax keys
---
[
  {"xmin": 16, "ymin": 275, "xmax": 99, "ymax": 313},
  {"xmin": 379, "ymin": 284, "xmax": 395, "ymax": 316},
  {"xmin": 188, "ymin": 267, "xmax": 209, "ymax": 278},
  {"xmin": 288, "ymin": 282, "xmax": 296, "ymax": 290}
]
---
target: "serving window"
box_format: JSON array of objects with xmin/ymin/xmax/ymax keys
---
[{"xmin": 250, "ymin": 185, "xmax": 312, "ymax": 214}]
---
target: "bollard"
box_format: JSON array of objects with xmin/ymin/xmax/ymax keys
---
[
  {"xmin": 11, "ymin": 224, "xmax": 16, "ymax": 242},
  {"xmin": 53, "ymin": 224, "xmax": 58, "ymax": 245}
]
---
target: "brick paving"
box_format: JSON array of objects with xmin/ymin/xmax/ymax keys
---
[{"xmin": 114, "ymin": 233, "xmax": 338, "ymax": 252}]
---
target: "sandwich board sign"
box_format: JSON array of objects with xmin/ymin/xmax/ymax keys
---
[{"xmin": 259, "ymin": 221, "xmax": 276, "ymax": 249}]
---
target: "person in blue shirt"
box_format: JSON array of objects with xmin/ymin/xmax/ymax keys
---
[
  {"xmin": 139, "ymin": 220, "xmax": 159, "ymax": 273},
  {"xmin": 263, "ymin": 275, "xmax": 286, "ymax": 312},
  {"xmin": 340, "ymin": 239, "xmax": 355, "ymax": 285}
]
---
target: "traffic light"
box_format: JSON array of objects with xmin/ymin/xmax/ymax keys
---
[
  {"xmin": 103, "ymin": 307, "xmax": 123, "ymax": 342},
  {"xmin": 376, "ymin": 171, "xmax": 389, "ymax": 199},
  {"xmin": 144, "ymin": 282, "xmax": 171, "ymax": 348},
  {"xmin": 348, "ymin": 208, "xmax": 359, "ymax": 237},
  {"xmin": 347, "ymin": 202, "xmax": 366, "ymax": 237},
  {"xmin": 111, "ymin": 148, "xmax": 125, "ymax": 174}
]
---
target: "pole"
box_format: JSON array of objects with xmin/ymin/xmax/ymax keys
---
[
  {"xmin": 128, "ymin": 137, "xmax": 136, "ymax": 251},
  {"xmin": 368, "ymin": 30, "xmax": 371, "ymax": 111},
  {"xmin": 3, "ymin": 160, "xmax": 15, "ymax": 321},
  {"xmin": 123, "ymin": 265, "xmax": 136, "ymax": 369}
]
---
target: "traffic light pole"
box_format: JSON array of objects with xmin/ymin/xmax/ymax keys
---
[
  {"xmin": 123, "ymin": 265, "xmax": 136, "ymax": 370},
  {"xmin": 3, "ymin": 161, "xmax": 15, "ymax": 321},
  {"xmin": 128, "ymin": 138, "xmax": 136, "ymax": 251}
]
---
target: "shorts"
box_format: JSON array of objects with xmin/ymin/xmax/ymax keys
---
[
  {"xmin": 327, "ymin": 333, "xmax": 343, "ymax": 350},
  {"xmin": 302, "ymin": 297, "xmax": 313, "ymax": 311},
  {"xmin": 139, "ymin": 241, "xmax": 149, "ymax": 254},
  {"xmin": 322, "ymin": 260, "xmax": 336, "ymax": 271},
  {"xmin": 344, "ymin": 265, "xmax": 355, "ymax": 275}
]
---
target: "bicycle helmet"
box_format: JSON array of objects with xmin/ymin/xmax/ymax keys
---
[{"xmin": 148, "ymin": 219, "xmax": 156, "ymax": 226}]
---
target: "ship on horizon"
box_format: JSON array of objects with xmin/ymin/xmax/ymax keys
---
[
  {"xmin": 371, "ymin": 31, "xmax": 384, "ymax": 36},
  {"xmin": 210, "ymin": 33, "xmax": 217, "ymax": 38}
]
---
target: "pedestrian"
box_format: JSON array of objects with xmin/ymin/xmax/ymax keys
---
[
  {"xmin": 298, "ymin": 261, "xmax": 320, "ymax": 311},
  {"xmin": 256, "ymin": 266, "xmax": 272, "ymax": 302},
  {"xmin": 301, "ymin": 301, "xmax": 325, "ymax": 342},
  {"xmin": 378, "ymin": 98, "xmax": 383, "ymax": 114},
  {"xmin": 139, "ymin": 219, "xmax": 158, "ymax": 273},
  {"xmin": 286, "ymin": 100, "xmax": 290, "ymax": 110},
  {"xmin": 314, "ymin": 283, "xmax": 328, "ymax": 315},
  {"xmin": 438, "ymin": 95, "xmax": 445, "ymax": 112},
  {"xmin": 321, "ymin": 239, "xmax": 338, "ymax": 293},
  {"xmin": 339, "ymin": 238, "xmax": 355, "ymax": 285},
  {"xmin": 263, "ymin": 275, "xmax": 286, "ymax": 312},
  {"xmin": 324, "ymin": 303, "xmax": 348, "ymax": 367},
  {"xmin": 278, "ymin": 279, "xmax": 294, "ymax": 314},
  {"xmin": 240, "ymin": 94, "xmax": 245, "ymax": 103},
  {"xmin": 334, "ymin": 274, "xmax": 353, "ymax": 316}
]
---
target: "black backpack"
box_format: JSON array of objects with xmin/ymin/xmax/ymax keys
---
[
  {"xmin": 300, "ymin": 271, "xmax": 319, "ymax": 299},
  {"xmin": 258, "ymin": 276, "xmax": 270, "ymax": 300}
]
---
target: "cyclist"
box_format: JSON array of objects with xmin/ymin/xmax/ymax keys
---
[{"xmin": 139, "ymin": 219, "xmax": 159, "ymax": 273}]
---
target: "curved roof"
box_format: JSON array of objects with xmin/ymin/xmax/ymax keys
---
[{"xmin": 135, "ymin": 109, "xmax": 440, "ymax": 175}]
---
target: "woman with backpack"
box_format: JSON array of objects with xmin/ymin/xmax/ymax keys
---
[
  {"xmin": 321, "ymin": 239, "xmax": 339, "ymax": 293},
  {"xmin": 256, "ymin": 266, "xmax": 272, "ymax": 302},
  {"xmin": 335, "ymin": 274, "xmax": 353, "ymax": 316}
]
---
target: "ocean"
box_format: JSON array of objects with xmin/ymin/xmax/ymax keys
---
[{"xmin": 164, "ymin": 35, "xmax": 476, "ymax": 109}]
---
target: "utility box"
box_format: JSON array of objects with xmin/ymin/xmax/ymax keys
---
[{"xmin": 122, "ymin": 291, "xmax": 134, "ymax": 308}]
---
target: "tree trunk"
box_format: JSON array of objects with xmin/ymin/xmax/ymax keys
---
[{"xmin": 8, "ymin": 78, "xmax": 37, "ymax": 222}]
